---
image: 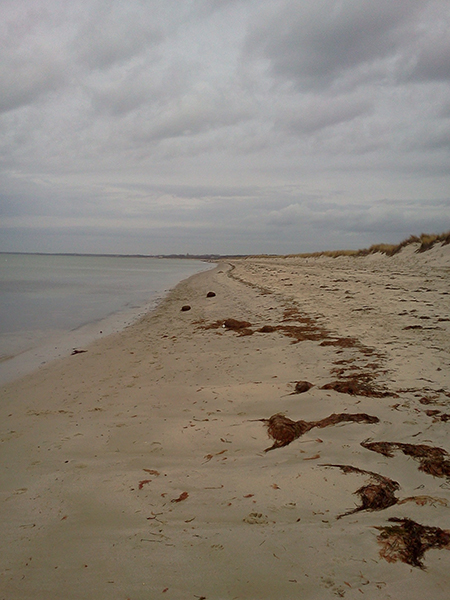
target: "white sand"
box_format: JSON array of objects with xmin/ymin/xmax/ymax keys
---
[{"xmin": 1, "ymin": 242, "xmax": 450, "ymax": 599}]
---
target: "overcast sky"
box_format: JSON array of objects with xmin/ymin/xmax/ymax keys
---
[{"xmin": 1, "ymin": 0, "xmax": 450, "ymax": 255}]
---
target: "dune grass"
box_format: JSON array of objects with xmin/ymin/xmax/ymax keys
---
[{"xmin": 285, "ymin": 231, "xmax": 450, "ymax": 259}]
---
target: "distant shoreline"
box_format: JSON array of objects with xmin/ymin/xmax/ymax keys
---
[
  {"xmin": 0, "ymin": 251, "xmax": 228, "ymax": 260},
  {"xmin": 2, "ymin": 230, "xmax": 449, "ymax": 260}
]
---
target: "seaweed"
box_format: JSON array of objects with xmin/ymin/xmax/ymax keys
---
[
  {"xmin": 284, "ymin": 380, "xmax": 314, "ymax": 395},
  {"xmin": 321, "ymin": 377, "xmax": 393, "ymax": 398},
  {"xmin": 171, "ymin": 492, "xmax": 189, "ymax": 503},
  {"xmin": 259, "ymin": 412, "xmax": 379, "ymax": 452},
  {"xmin": 138, "ymin": 479, "xmax": 152, "ymax": 490},
  {"xmin": 361, "ymin": 440, "xmax": 450, "ymax": 478},
  {"xmin": 199, "ymin": 318, "xmax": 253, "ymax": 335},
  {"xmin": 277, "ymin": 307, "xmax": 330, "ymax": 343},
  {"xmin": 223, "ymin": 318, "xmax": 252, "ymax": 330},
  {"xmin": 276, "ymin": 324, "xmax": 327, "ymax": 343},
  {"xmin": 257, "ymin": 325, "xmax": 277, "ymax": 333},
  {"xmin": 376, "ymin": 518, "xmax": 450, "ymax": 568},
  {"xmin": 321, "ymin": 464, "xmax": 399, "ymax": 518},
  {"xmin": 424, "ymin": 410, "xmax": 450, "ymax": 422}
]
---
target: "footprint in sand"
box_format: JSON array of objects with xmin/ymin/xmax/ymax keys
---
[{"xmin": 243, "ymin": 512, "xmax": 270, "ymax": 525}]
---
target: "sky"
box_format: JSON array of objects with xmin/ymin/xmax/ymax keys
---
[{"xmin": 1, "ymin": 0, "xmax": 450, "ymax": 255}]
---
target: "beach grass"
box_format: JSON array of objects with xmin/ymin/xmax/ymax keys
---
[{"xmin": 284, "ymin": 230, "xmax": 450, "ymax": 259}]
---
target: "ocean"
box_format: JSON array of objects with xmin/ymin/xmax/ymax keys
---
[{"xmin": 0, "ymin": 253, "xmax": 214, "ymax": 384}]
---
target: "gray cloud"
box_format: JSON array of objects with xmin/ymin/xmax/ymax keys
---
[
  {"xmin": 72, "ymin": 6, "xmax": 162, "ymax": 71},
  {"xmin": 277, "ymin": 94, "xmax": 373, "ymax": 134},
  {"xmin": 245, "ymin": 1, "xmax": 423, "ymax": 90},
  {"xmin": 0, "ymin": 0, "xmax": 449, "ymax": 255}
]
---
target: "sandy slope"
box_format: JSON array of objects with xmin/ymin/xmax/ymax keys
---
[{"xmin": 1, "ymin": 242, "xmax": 449, "ymax": 599}]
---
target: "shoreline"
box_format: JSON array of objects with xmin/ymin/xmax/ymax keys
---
[
  {"xmin": 0, "ymin": 259, "xmax": 215, "ymax": 385},
  {"xmin": 0, "ymin": 294, "xmax": 164, "ymax": 386},
  {"xmin": 1, "ymin": 246, "xmax": 450, "ymax": 599}
]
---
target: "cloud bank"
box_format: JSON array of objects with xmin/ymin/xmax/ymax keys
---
[{"xmin": 1, "ymin": 0, "xmax": 449, "ymax": 254}]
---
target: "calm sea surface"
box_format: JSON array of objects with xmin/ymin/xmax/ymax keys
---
[{"xmin": 0, "ymin": 253, "xmax": 214, "ymax": 383}]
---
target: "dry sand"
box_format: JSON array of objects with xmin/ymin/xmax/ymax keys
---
[{"xmin": 1, "ymin": 242, "xmax": 450, "ymax": 599}]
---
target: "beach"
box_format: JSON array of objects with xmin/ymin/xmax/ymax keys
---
[
  {"xmin": 0, "ymin": 254, "xmax": 214, "ymax": 384},
  {"xmin": 1, "ymin": 242, "xmax": 450, "ymax": 599}
]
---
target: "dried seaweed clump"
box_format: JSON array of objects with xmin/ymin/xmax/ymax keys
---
[
  {"xmin": 321, "ymin": 377, "xmax": 393, "ymax": 398},
  {"xmin": 361, "ymin": 440, "xmax": 450, "ymax": 478},
  {"xmin": 278, "ymin": 307, "xmax": 330, "ymax": 343},
  {"xmin": 257, "ymin": 325, "xmax": 277, "ymax": 333},
  {"xmin": 425, "ymin": 410, "xmax": 450, "ymax": 422},
  {"xmin": 284, "ymin": 380, "xmax": 314, "ymax": 395},
  {"xmin": 223, "ymin": 318, "xmax": 252, "ymax": 330},
  {"xmin": 376, "ymin": 518, "xmax": 450, "ymax": 568},
  {"xmin": 200, "ymin": 318, "xmax": 253, "ymax": 335},
  {"xmin": 276, "ymin": 323, "xmax": 327, "ymax": 343},
  {"xmin": 260, "ymin": 412, "xmax": 379, "ymax": 452},
  {"xmin": 263, "ymin": 414, "xmax": 313, "ymax": 451},
  {"xmin": 321, "ymin": 464, "xmax": 399, "ymax": 518}
]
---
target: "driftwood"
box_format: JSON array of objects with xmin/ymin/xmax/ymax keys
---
[
  {"xmin": 361, "ymin": 440, "xmax": 450, "ymax": 478},
  {"xmin": 376, "ymin": 518, "xmax": 450, "ymax": 568},
  {"xmin": 321, "ymin": 464, "xmax": 399, "ymax": 518},
  {"xmin": 259, "ymin": 412, "xmax": 379, "ymax": 452}
]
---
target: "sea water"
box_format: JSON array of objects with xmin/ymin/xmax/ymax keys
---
[{"xmin": 0, "ymin": 253, "xmax": 214, "ymax": 383}]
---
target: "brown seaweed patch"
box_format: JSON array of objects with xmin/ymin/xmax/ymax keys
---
[
  {"xmin": 259, "ymin": 412, "xmax": 379, "ymax": 452},
  {"xmin": 257, "ymin": 325, "xmax": 277, "ymax": 333},
  {"xmin": 199, "ymin": 319, "xmax": 223, "ymax": 330},
  {"xmin": 171, "ymin": 491, "xmax": 189, "ymax": 503},
  {"xmin": 321, "ymin": 464, "xmax": 399, "ymax": 518},
  {"xmin": 236, "ymin": 328, "xmax": 254, "ymax": 336},
  {"xmin": 321, "ymin": 377, "xmax": 393, "ymax": 398},
  {"xmin": 376, "ymin": 518, "xmax": 450, "ymax": 568},
  {"xmin": 292, "ymin": 381, "xmax": 314, "ymax": 394},
  {"xmin": 424, "ymin": 410, "xmax": 450, "ymax": 422},
  {"xmin": 282, "ymin": 307, "xmax": 308, "ymax": 321},
  {"xmin": 223, "ymin": 318, "xmax": 252, "ymax": 330},
  {"xmin": 278, "ymin": 307, "xmax": 330, "ymax": 343},
  {"xmin": 419, "ymin": 395, "xmax": 442, "ymax": 405},
  {"xmin": 276, "ymin": 324, "xmax": 328, "ymax": 343},
  {"xmin": 199, "ymin": 318, "xmax": 252, "ymax": 333},
  {"xmin": 361, "ymin": 440, "xmax": 450, "ymax": 478},
  {"xmin": 263, "ymin": 414, "xmax": 314, "ymax": 450},
  {"xmin": 398, "ymin": 496, "xmax": 448, "ymax": 508}
]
